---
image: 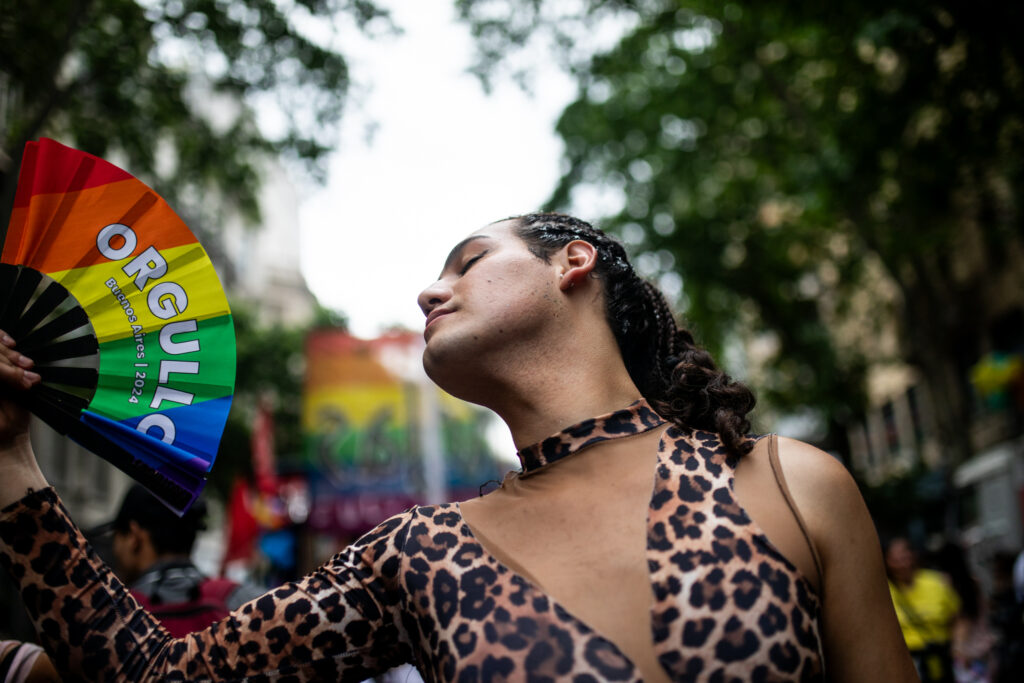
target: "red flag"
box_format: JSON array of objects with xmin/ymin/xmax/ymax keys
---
[
  {"xmin": 252, "ymin": 395, "xmax": 277, "ymax": 495},
  {"xmin": 220, "ymin": 476, "xmax": 259, "ymax": 570}
]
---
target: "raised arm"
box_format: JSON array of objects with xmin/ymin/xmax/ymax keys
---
[
  {"xmin": 0, "ymin": 331, "xmax": 48, "ymax": 509},
  {"xmin": 776, "ymin": 436, "xmax": 918, "ymax": 682},
  {"xmin": 0, "ymin": 331, "xmax": 414, "ymax": 680}
]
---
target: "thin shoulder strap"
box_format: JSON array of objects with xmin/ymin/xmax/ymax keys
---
[{"xmin": 768, "ymin": 434, "xmax": 826, "ymax": 596}]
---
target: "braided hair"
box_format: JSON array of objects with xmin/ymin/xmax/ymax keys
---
[{"xmin": 512, "ymin": 213, "xmax": 756, "ymax": 457}]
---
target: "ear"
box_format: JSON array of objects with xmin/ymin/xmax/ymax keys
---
[
  {"xmin": 558, "ymin": 240, "xmax": 598, "ymax": 291},
  {"xmin": 128, "ymin": 521, "xmax": 148, "ymax": 552}
]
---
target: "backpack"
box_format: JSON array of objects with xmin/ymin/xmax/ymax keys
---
[{"xmin": 131, "ymin": 578, "xmax": 239, "ymax": 637}]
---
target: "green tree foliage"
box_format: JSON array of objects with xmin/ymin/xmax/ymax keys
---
[
  {"xmin": 1, "ymin": 0, "xmax": 377, "ymax": 498},
  {"xmin": 0, "ymin": 0, "xmax": 391, "ymax": 225},
  {"xmin": 458, "ymin": 0, "xmax": 1024, "ymax": 458}
]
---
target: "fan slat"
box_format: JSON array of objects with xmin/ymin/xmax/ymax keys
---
[
  {"xmin": 36, "ymin": 365, "xmax": 98, "ymax": 390},
  {"xmin": 0, "ymin": 264, "xmax": 18, "ymax": 326},
  {"xmin": 24, "ymin": 384, "xmax": 90, "ymax": 431},
  {"xmin": 28, "ymin": 335, "xmax": 99, "ymax": 364},
  {"xmin": 10, "ymin": 281, "xmax": 70, "ymax": 339},
  {"xmin": 65, "ymin": 422, "xmax": 194, "ymax": 512},
  {"xmin": 18, "ymin": 307, "xmax": 90, "ymax": 353},
  {"xmin": 0, "ymin": 267, "xmax": 41, "ymax": 332}
]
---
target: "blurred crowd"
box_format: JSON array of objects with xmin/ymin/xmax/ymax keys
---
[{"xmin": 885, "ymin": 536, "xmax": 1024, "ymax": 682}]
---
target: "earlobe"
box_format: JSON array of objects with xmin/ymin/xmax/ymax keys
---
[
  {"xmin": 559, "ymin": 240, "xmax": 597, "ymax": 291},
  {"xmin": 128, "ymin": 521, "xmax": 145, "ymax": 552}
]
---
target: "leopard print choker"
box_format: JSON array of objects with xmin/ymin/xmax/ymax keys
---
[{"xmin": 516, "ymin": 399, "xmax": 667, "ymax": 475}]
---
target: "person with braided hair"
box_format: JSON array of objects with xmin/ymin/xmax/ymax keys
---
[{"xmin": 0, "ymin": 213, "xmax": 913, "ymax": 681}]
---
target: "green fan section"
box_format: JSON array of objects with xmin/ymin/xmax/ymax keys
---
[{"xmin": 89, "ymin": 313, "xmax": 235, "ymax": 421}]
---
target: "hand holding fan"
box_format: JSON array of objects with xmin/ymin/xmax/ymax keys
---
[{"xmin": 1, "ymin": 138, "xmax": 235, "ymax": 514}]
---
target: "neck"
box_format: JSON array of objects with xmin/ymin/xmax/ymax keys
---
[
  {"xmin": 516, "ymin": 398, "xmax": 665, "ymax": 473},
  {"xmin": 429, "ymin": 282, "xmax": 646, "ymax": 449},
  {"xmin": 149, "ymin": 554, "xmax": 194, "ymax": 568},
  {"xmin": 485, "ymin": 332, "xmax": 644, "ymax": 449},
  {"xmin": 501, "ymin": 383, "xmax": 643, "ymax": 451},
  {"xmin": 892, "ymin": 572, "xmax": 916, "ymax": 587}
]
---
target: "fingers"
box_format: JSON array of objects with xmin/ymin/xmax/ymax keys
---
[{"xmin": 0, "ymin": 330, "xmax": 40, "ymax": 389}]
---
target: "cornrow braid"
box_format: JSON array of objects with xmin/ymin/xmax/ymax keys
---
[{"xmin": 512, "ymin": 212, "xmax": 756, "ymax": 458}]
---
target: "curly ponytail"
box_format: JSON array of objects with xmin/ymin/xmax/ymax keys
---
[{"xmin": 512, "ymin": 213, "xmax": 756, "ymax": 457}]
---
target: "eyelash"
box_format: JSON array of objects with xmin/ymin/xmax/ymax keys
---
[{"xmin": 459, "ymin": 250, "xmax": 488, "ymax": 275}]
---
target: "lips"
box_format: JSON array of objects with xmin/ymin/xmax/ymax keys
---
[{"xmin": 424, "ymin": 308, "xmax": 453, "ymax": 334}]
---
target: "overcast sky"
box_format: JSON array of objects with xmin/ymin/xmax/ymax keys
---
[{"xmin": 298, "ymin": 2, "xmax": 577, "ymax": 338}]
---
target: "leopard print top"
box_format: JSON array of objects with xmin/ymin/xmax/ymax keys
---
[{"xmin": 0, "ymin": 401, "xmax": 823, "ymax": 681}]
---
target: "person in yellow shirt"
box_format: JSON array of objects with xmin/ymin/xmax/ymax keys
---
[{"xmin": 886, "ymin": 537, "xmax": 961, "ymax": 682}]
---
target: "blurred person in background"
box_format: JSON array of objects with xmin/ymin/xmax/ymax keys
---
[
  {"xmin": 887, "ymin": 536, "xmax": 961, "ymax": 682},
  {"xmin": 989, "ymin": 551, "xmax": 1024, "ymax": 682},
  {"xmin": 1013, "ymin": 548, "xmax": 1024, "ymax": 604},
  {"xmin": 933, "ymin": 541, "xmax": 997, "ymax": 682},
  {"xmin": 0, "ymin": 214, "xmax": 916, "ymax": 680},
  {"xmin": 95, "ymin": 484, "xmax": 264, "ymax": 638}
]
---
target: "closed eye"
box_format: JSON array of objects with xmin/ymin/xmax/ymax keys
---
[{"xmin": 459, "ymin": 250, "xmax": 489, "ymax": 275}]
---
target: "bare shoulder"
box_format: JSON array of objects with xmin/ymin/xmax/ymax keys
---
[
  {"xmin": 771, "ymin": 436, "xmax": 865, "ymax": 542},
  {"xmin": 772, "ymin": 435, "xmax": 855, "ymax": 486},
  {"xmin": 771, "ymin": 437, "xmax": 917, "ymax": 681}
]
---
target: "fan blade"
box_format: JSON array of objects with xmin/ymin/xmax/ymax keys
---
[
  {"xmin": 18, "ymin": 307, "xmax": 91, "ymax": 353},
  {"xmin": 26, "ymin": 335, "xmax": 98, "ymax": 364},
  {"xmin": 10, "ymin": 281, "xmax": 71, "ymax": 339},
  {"xmin": 0, "ymin": 267, "xmax": 41, "ymax": 331},
  {"xmin": 23, "ymin": 155, "xmax": 95, "ymax": 269},
  {"xmin": 0, "ymin": 265, "xmax": 17, "ymax": 325},
  {"xmin": 23, "ymin": 388, "xmax": 197, "ymax": 514},
  {"xmin": 66, "ymin": 421, "xmax": 198, "ymax": 514},
  {"xmin": 23, "ymin": 385, "xmax": 91, "ymax": 432},
  {"xmin": 36, "ymin": 365, "xmax": 98, "ymax": 390}
]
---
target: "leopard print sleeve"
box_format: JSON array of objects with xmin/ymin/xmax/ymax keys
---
[{"xmin": 0, "ymin": 487, "xmax": 416, "ymax": 682}]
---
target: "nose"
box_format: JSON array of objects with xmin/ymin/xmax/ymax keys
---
[{"xmin": 417, "ymin": 279, "xmax": 451, "ymax": 316}]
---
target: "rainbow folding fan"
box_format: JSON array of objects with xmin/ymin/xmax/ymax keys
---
[{"xmin": 1, "ymin": 138, "xmax": 235, "ymax": 514}]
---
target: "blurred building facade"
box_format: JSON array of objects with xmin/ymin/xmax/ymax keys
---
[
  {"xmin": 844, "ymin": 221, "xmax": 1024, "ymax": 573},
  {"xmin": 202, "ymin": 161, "xmax": 318, "ymax": 328}
]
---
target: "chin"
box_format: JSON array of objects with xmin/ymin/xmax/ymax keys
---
[
  {"xmin": 421, "ymin": 347, "xmax": 443, "ymax": 384},
  {"xmin": 422, "ymin": 340, "xmax": 458, "ymax": 387},
  {"xmin": 422, "ymin": 347, "xmax": 489, "ymax": 407}
]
